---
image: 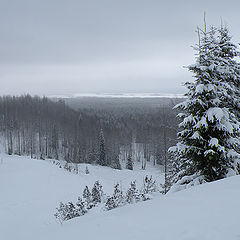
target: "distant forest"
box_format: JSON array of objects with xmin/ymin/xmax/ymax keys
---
[{"xmin": 0, "ymin": 95, "xmax": 182, "ymax": 169}]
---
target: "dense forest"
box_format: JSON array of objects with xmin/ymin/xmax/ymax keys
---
[{"xmin": 0, "ymin": 95, "xmax": 181, "ymax": 169}]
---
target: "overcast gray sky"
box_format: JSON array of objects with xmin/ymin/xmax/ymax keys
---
[{"xmin": 1, "ymin": 0, "xmax": 240, "ymax": 96}]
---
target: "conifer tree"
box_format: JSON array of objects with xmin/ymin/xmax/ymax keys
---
[
  {"xmin": 97, "ymin": 129, "xmax": 107, "ymax": 166},
  {"xmin": 91, "ymin": 181, "xmax": 103, "ymax": 204},
  {"xmin": 126, "ymin": 181, "xmax": 140, "ymax": 203},
  {"xmin": 105, "ymin": 183, "xmax": 123, "ymax": 210},
  {"xmin": 126, "ymin": 154, "xmax": 133, "ymax": 170},
  {"xmin": 169, "ymin": 24, "xmax": 240, "ymax": 188},
  {"xmin": 83, "ymin": 186, "xmax": 92, "ymax": 207},
  {"xmin": 112, "ymin": 183, "xmax": 123, "ymax": 205},
  {"xmin": 143, "ymin": 176, "xmax": 157, "ymax": 194},
  {"xmin": 111, "ymin": 154, "xmax": 122, "ymax": 170},
  {"xmin": 85, "ymin": 166, "xmax": 90, "ymax": 174},
  {"xmin": 76, "ymin": 197, "xmax": 87, "ymax": 216}
]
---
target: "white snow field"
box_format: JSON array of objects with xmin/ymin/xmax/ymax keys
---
[{"xmin": 1, "ymin": 154, "xmax": 240, "ymax": 240}]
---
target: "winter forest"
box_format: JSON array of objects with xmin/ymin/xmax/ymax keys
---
[
  {"xmin": 0, "ymin": 95, "xmax": 180, "ymax": 167},
  {"xmin": 1, "ymin": 1, "xmax": 240, "ymax": 239}
]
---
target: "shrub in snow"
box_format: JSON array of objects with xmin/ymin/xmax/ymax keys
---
[
  {"xmin": 73, "ymin": 164, "xmax": 79, "ymax": 174},
  {"xmin": 83, "ymin": 186, "xmax": 94, "ymax": 209},
  {"xmin": 85, "ymin": 166, "xmax": 89, "ymax": 174},
  {"xmin": 76, "ymin": 197, "xmax": 87, "ymax": 216},
  {"xmin": 91, "ymin": 181, "xmax": 103, "ymax": 204},
  {"xmin": 55, "ymin": 178, "xmax": 158, "ymax": 220},
  {"xmin": 105, "ymin": 197, "xmax": 116, "ymax": 210},
  {"xmin": 169, "ymin": 24, "xmax": 240, "ymax": 188},
  {"xmin": 54, "ymin": 198, "xmax": 88, "ymax": 223},
  {"xmin": 83, "ymin": 186, "xmax": 91, "ymax": 202},
  {"xmin": 126, "ymin": 181, "xmax": 141, "ymax": 204},
  {"xmin": 113, "ymin": 183, "xmax": 124, "ymax": 204},
  {"xmin": 54, "ymin": 201, "xmax": 82, "ymax": 223},
  {"xmin": 125, "ymin": 181, "xmax": 150, "ymax": 204},
  {"xmin": 54, "ymin": 202, "xmax": 66, "ymax": 223},
  {"xmin": 105, "ymin": 180, "xmax": 153, "ymax": 211},
  {"xmin": 105, "ymin": 183, "xmax": 124, "ymax": 210},
  {"xmin": 64, "ymin": 162, "xmax": 69, "ymax": 171},
  {"xmin": 55, "ymin": 182, "xmax": 105, "ymax": 223},
  {"xmin": 142, "ymin": 176, "xmax": 157, "ymax": 194}
]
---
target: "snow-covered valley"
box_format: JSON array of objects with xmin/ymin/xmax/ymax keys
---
[{"xmin": 1, "ymin": 154, "xmax": 240, "ymax": 240}]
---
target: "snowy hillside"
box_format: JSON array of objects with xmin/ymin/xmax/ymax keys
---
[
  {"xmin": 1, "ymin": 154, "xmax": 240, "ymax": 240},
  {"xmin": 0, "ymin": 154, "xmax": 162, "ymax": 240}
]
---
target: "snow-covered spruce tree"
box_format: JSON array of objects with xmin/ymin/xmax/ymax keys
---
[
  {"xmin": 76, "ymin": 197, "xmax": 87, "ymax": 216},
  {"xmin": 83, "ymin": 186, "xmax": 93, "ymax": 209},
  {"xmin": 111, "ymin": 154, "xmax": 122, "ymax": 170},
  {"xmin": 97, "ymin": 129, "xmax": 107, "ymax": 166},
  {"xmin": 54, "ymin": 201, "xmax": 79, "ymax": 223},
  {"xmin": 142, "ymin": 175, "xmax": 157, "ymax": 194},
  {"xmin": 91, "ymin": 181, "xmax": 103, "ymax": 204},
  {"xmin": 217, "ymin": 26, "xmax": 240, "ymax": 173},
  {"xmin": 54, "ymin": 202, "xmax": 67, "ymax": 223},
  {"xmin": 105, "ymin": 183, "xmax": 124, "ymax": 210},
  {"xmin": 126, "ymin": 181, "xmax": 141, "ymax": 203},
  {"xmin": 126, "ymin": 154, "xmax": 133, "ymax": 170},
  {"xmin": 169, "ymin": 25, "xmax": 240, "ymax": 189},
  {"xmin": 217, "ymin": 25, "xmax": 240, "ymax": 122}
]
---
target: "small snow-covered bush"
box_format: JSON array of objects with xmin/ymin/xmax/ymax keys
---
[
  {"xmin": 83, "ymin": 186, "xmax": 94, "ymax": 209},
  {"xmin": 54, "ymin": 201, "xmax": 84, "ymax": 224},
  {"xmin": 76, "ymin": 197, "xmax": 87, "ymax": 216},
  {"xmin": 105, "ymin": 179, "xmax": 155, "ymax": 211},
  {"xmin": 54, "ymin": 181, "xmax": 104, "ymax": 223},
  {"xmin": 142, "ymin": 175, "xmax": 157, "ymax": 194},
  {"xmin": 92, "ymin": 181, "xmax": 103, "ymax": 204},
  {"xmin": 126, "ymin": 181, "xmax": 141, "ymax": 204},
  {"xmin": 55, "ymin": 178, "xmax": 159, "ymax": 222},
  {"xmin": 85, "ymin": 166, "xmax": 90, "ymax": 174},
  {"xmin": 105, "ymin": 184, "xmax": 123, "ymax": 210}
]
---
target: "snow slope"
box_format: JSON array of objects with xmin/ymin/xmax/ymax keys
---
[
  {"xmin": 1, "ymin": 154, "xmax": 240, "ymax": 240},
  {"xmin": 0, "ymin": 154, "xmax": 162, "ymax": 240}
]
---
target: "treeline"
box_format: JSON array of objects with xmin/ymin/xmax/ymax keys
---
[
  {"xmin": 0, "ymin": 95, "xmax": 108, "ymax": 164},
  {"xmin": 0, "ymin": 95, "xmax": 179, "ymax": 168},
  {"xmin": 64, "ymin": 96, "xmax": 180, "ymax": 167}
]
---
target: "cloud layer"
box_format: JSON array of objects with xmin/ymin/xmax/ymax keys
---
[{"xmin": 1, "ymin": 0, "xmax": 240, "ymax": 95}]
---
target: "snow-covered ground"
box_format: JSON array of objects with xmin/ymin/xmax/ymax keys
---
[
  {"xmin": 0, "ymin": 154, "xmax": 162, "ymax": 240},
  {"xmin": 1, "ymin": 154, "xmax": 240, "ymax": 240}
]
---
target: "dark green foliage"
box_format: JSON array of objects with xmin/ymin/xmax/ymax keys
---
[
  {"xmin": 54, "ymin": 181, "xmax": 104, "ymax": 223},
  {"xmin": 105, "ymin": 183, "xmax": 123, "ymax": 210},
  {"xmin": 126, "ymin": 181, "xmax": 141, "ymax": 203},
  {"xmin": 143, "ymin": 176, "xmax": 157, "ymax": 194},
  {"xmin": 83, "ymin": 186, "xmax": 91, "ymax": 205},
  {"xmin": 76, "ymin": 197, "xmax": 87, "ymax": 216},
  {"xmin": 111, "ymin": 154, "xmax": 122, "ymax": 170},
  {"xmin": 97, "ymin": 129, "xmax": 107, "ymax": 166},
  {"xmin": 91, "ymin": 181, "xmax": 103, "ymax": 204},
  {"xmin": 126, "ymin": 154, "xmax": 133, "ymax": 170},
  {"xmin": 169, "ymin": 25, "xmax": 240, "ymax": 187},
  {"xmin": 54, "ymin": 201, "xmax": 83, "ymax": 223}
]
